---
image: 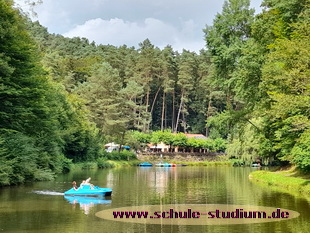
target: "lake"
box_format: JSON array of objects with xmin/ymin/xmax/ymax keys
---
[{"xmin": 0, "ymin": 166, "xmax": 309, "ymax": 232}]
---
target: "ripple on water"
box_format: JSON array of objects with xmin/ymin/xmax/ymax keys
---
[{"xmin": 32, "ymin": 190, "xmax": 64, "ymax": 196}]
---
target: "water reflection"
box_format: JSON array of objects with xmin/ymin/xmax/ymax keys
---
[
  {"xmin": 64, "ymin": 196, "xmax": 112, "ymax": 215},
  {"xmin": 0, "ymin": 167, "xmax": 309, "ymax": 233}
]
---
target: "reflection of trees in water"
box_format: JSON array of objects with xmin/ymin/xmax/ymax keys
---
[
  {"xmin": 251, "ymin": 185, "xmax": 310, "ymax": 233},
  {"xmin": 125, "ymin": 167, "xmax": 231, "ymax": 204},
  {"xmin": 219, "ymin": 167, "xmax": 310, "ymax": 233},
  {"xmin": 93, "ymin": 167, "xmax": 310, "ymax": 233},
  {"xmin": 151, "ymin": 167, "xmax": 229, "ymax": 204},
  {"xmin": 79, "ymin": 202, "xmax": 94, "ymax": 215}
]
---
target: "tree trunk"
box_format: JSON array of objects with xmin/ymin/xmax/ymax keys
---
[
  {"xmin": 182, "ymin": 109, "xmax": 187, "ymax": 133},
  {"xmin": 206, "ymin": 96, "xmax": 212, "ymax": 137},
  {"xmin": 137, "ymin": 97, "xmax": 142, "ymax": 128},
  {"xmin": 171, "ymin": 90, "xmax": 175, "ymax": 131},
  {"xmin": 165, "ymin": 97, "xmax": 168, "ymax": 129},
  {"xmin": 133, "ymin": 97, "xmax": 137, "ymax": 128},
  {"xmin": 174, "ymin": 91, "xmax": 183, "ymax": 133},
  {"xmin": 150, "ymin": 87, "xmax": 161, "ymax": 115},
  {"xmin": 144, "ymin": 89, "xmax": 150, "ymax": 132},
  {"xmin": 161, "ymin": 92, "xmax": 165, "ymax": 131},
  {"xmin": 118, "ymin": 131, "xmax": 126, "ymax": 154}
]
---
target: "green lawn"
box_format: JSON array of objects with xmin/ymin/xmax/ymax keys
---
[{"xmin": 249, "ymin": 169, "xmax": 310, "ymax": 196}]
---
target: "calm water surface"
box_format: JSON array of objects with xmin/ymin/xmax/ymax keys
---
[{"xmin": 0, "ymin": 167, "xmax": 309, "ymax": 233}]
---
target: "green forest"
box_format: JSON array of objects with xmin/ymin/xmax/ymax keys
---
[{"xmin": 0, "ymin": 0, "xmax": 309, "ymax": 185}]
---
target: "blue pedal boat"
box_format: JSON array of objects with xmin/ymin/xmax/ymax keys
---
[
  {"xmin": 138, "ymin": 162, "xmax": 153, "ymax": 166},
  {"xmin": 64, "ymin": 185, "xmax": 112, "ymax": 196},
  {"xmin": 155, "ymin": 163, "xmax": 172, "ymax": 167}
]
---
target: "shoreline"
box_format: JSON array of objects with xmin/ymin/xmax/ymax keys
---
[
  {"xmin": 249, "ymin": 169, "xmax": 310, "ymax": 197},
  {"xmin": 76, "ymin": 159, "xmax": 233, "ymax": 169}
]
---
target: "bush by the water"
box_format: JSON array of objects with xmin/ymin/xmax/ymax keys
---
[
  {"xmin": 94, "ymin": 150, "xmax": 137, "ymax": 169},
  {"xmin": 0, "ymin": 131, "xmax": 73, "ymax": 185},
  {"xmin": 101, "ymin": 150, "xmax": 137, "ymax": 161},
  {"xmin": 230, "ymin": 158, "xmax": 245, "ymax": 166},
  {"xmin": 96, "ymin": 158, "xmax": 116, "ymax": 168},
  {"xmin": 80, "ymin": 162, "xmax": 98, "ymax": 169},
  {"xmin": 291, "ymin": 130, "xmax": 310, "ymax": 172}
]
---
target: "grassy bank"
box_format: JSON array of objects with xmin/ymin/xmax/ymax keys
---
[
  {"xmin": 72, "ymin": 150, "xmax": 141, "ymax": 169},
  {"xmin": 249, "ymin": 168, "xmax": 310, "ymax": 196},
  {"xmin": 73, "ymin": 160, "xmax": 141, "ymax": 169}
]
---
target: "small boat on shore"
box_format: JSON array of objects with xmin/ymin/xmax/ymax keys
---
[
  {"xmin": 155, "ymin": 163, "xmax": 172, "ymax": 167},
  {"xmin": 64, "ymin": 185, "xmax": 112, "ymax": 196},
  {"xmin": 138, "ymin": 162, "xmax": 153, "ymax": 166},
  {"xmin": 179, "ymin": 164, "xmax": 188, "ymax": 166},
  {"xmin": 251, "ymin": 163, "xmax": 261, "ymax": 167}
]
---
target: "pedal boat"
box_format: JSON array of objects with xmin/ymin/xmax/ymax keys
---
[
  {"xmin": 64, "ymin": 185, "xmax": 112, "ymax": 196},
  {"xmin": 138, "ymin": 162, "xmax": 153, "ymax": 166},
  {"xmin": 155, "ymin": 163, "xmax": 172, "ymax": 167}
]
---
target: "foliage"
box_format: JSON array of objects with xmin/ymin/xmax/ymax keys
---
[
  {"xmin": 128, "ymin": 131, "xmax": 151, "ymax": 151},
  {"xmin": 257, "ymin": 1, "xmax": 310, "ymax": 169},
  {"xmin": 96, "ymin": 158, "xmax": 116, "ymax": 169},
  {"xmin": 213, "ymin": 138, "xmax": 227, "ymax": 152},
  {"xmin": 226, "ymin": 120, "xmax": 263, "ymax": 162},
  {"xmin": 129, "ymin": 130, "xmax": 226, "ymax": 152},
  {"xmin": 100, "ymin": 150, "xmax": 137, "ymax": 161},
  {"xmin": 0, "ymin": 1, "xmax": 96, "ymax": 186},
  {"xmin": 80, "ymin": 162, "xmax": 98, "ymax": 170},
  {"xmin": 203, "ymin": 0, "xmax": 310, "ymax": 171},
  {"xmin": 171, "ymin": 133, "xmax": 188, "ymax": 147},
  {"xmin": 1, "ymin": 0, "xmax": 310, "ymax": 188},
  {"xmin": 230, "ymin": 158, "xmax": 245, "ymax": 166},
  {"xmin": 291, "ymin": 130, "xmax": 310, "ymax": 172},
  {"xmin": 0, "ymin": 130, "xmax": 62, "ymax": 185},
  {"xmin": 96, "ymin": 158, "xmax": 141, "ymax": 168}
]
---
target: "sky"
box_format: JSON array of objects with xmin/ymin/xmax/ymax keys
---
[{"xmin": 16, "ymin": 0, "xmax": 263, "ymax": 52}]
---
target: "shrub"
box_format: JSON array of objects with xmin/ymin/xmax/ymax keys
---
[
  {"xmin": 33, "ymin": 169, "xmax": 55, "ymax": 181},
  {"xmin": 81, "ymin": 162, "xmax": 97, "ymax": 169},
  {"xmin": 96, "ymin": 158, "xmax": 115, "ymax": 168},
  {"xmin": 101, "ymin": 150, "xmax": 137, "ymax": 161}
]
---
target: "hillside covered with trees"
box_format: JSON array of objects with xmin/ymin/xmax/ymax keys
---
[{"xmin": 0, "ymin": 0, "xmax": 309, "ymax": 185}]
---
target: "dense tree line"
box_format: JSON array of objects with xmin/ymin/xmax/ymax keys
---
[
  {"xmin": 205, "ymin": 0, "xmax": 309, "ymax": 171},
  {"xmin": 0, "ymin": 0, "xmax": 101, "ymax": 185},
  {"xmin": 0, "ymin": 0, "xmax": 309, "ymax": 185}
]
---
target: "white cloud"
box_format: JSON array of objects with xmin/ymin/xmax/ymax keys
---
[
  {"xmin": 63, "ymin": 17, "xmax": 204, "ymax": 52},
  {"xmin": 15, "ymin": 0, "xmax": 263, "ymax": 52}
]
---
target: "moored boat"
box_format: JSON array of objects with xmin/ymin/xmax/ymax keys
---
[
  {"xmin": 138, "ymin": 162, "xmax": 153, "ymax": 166},
  {"xmin": 155, "ymin": 163, "xmax": 172, "ymax": 167}
]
